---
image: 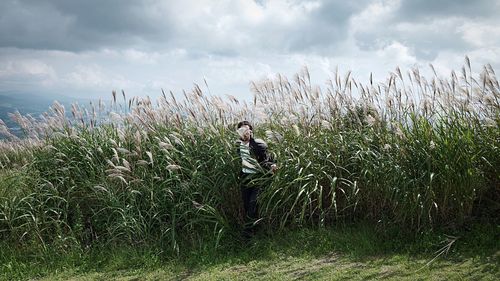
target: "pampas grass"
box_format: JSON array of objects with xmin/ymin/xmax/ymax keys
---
[{"xmin": 0, "ymin": 58, "xmax": 498, "ymax": 251}]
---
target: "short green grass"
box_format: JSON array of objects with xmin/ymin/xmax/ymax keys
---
[
  {"xmin": 32, "ymin": 254, "xmax": 500, "ymax": 281},
  {"xmin": 1, "ymin": 223, "xmax": 498, "ymax": 280}
]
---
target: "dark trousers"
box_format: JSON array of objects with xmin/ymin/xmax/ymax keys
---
[{"xmin": 240, "ymin": 172, "xmax": 260, "ymax": 234}]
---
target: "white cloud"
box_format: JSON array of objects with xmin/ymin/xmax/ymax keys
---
[
  {"xmin": 0, "ymin": 0, "xmax": 499, "ymax": 102},
  {"xmin": 432, "ymin": 47, "xmax": 500, "ymax": 77},
  {"xmin": 121, "ymin": 49, "xmax": 160, "ymax": 64},
  {"xmin": 61, "ymin": 64, "xmax": 148, "ymax": 97},
  {"xmin": 376, "ymin": 41, "xmax": 417, "ymax": 66},
  {"xmin": 459, "ymin": 22, "xmax": 500, "ymax": 48},
  {"xmin": 0, "ymin": 59, "xmax": 56, "ymax": 78},
  {"xmin": 350, "ymin": 0, "xmax": 401, "ymax": 33}
]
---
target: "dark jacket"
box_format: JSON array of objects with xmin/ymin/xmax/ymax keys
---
[{"xmin": 236, "ymin": 137, "xmax": 275, "ymax": 172}]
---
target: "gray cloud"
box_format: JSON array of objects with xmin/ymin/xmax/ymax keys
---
[
  {"xmin": 354, "ymin": 19, "xmax": 470, "ymax": 59},
  {"xmin": 351, "ymin": 0, "xmax": 500, "ymax": 61},
  {"xmin": 0, "ymin": 0, "xmax": 499, "ymax": 100},
  {"xmin": 1, "ymin": 0, "xmax": 499, "ymax": 57},
  {"xmin": 397, "ymin": 0, "xmax": 498, "ymax": 20},
  {"xmin": 0, "ymin": 0, "xmax": 171, "ymax": 51},
  {"xmin": 0, "ymin": 0, "xmax": 370, "ymax": 55},
  {"xmin": 284, "ymin": 1, "xmax": 369, "ymax": 53}
]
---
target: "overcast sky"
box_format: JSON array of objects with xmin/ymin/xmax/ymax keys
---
[{"xmin": 1, "ymin": 0, "xmax": 499, "ymax": 100}]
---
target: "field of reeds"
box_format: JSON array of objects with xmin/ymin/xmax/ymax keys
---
[{"xmin": 0, "ymin": 58, "xmax": 498, "ymax": 254}]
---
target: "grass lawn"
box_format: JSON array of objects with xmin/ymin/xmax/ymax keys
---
[
  {"xmin": 42, "ymin": 252, "xmax": 498, "ymax": 281},
  {"xmin": 2, "ymin": 223, "xmax": 498, "ymax": 280}
]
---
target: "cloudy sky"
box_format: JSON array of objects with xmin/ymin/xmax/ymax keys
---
[{"xmin": 1, "ymin": 0, "xmax": 499, "ymax": 100}]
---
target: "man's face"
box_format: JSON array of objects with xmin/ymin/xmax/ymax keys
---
[{"xmin": 237, "ymin": 125, "xmax": 252, "ymax": 141}]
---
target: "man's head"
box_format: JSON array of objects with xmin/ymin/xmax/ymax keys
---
[{"xmin": 237, "ymin": 121, "xmax": 253, "ymax": 142}]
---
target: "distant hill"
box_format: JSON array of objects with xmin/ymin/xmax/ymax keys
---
[{"xmin": 0, "ymin": 92, "xmax": 99, "ymax": 137}]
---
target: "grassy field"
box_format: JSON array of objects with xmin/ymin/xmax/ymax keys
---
[
  {"xmin": 1, "ymin": 223, "xmax": 498, "ymax": 280},
  {"xmin": 49, "ymin": 258, "xmax": 497, "ymax": 281},
  {"xmin": 0, "ymin": 61, "xmax": 499, "ymax": 280},
  {"xmin": 33, "ymin": 254, "xmax": 500, "ymax": 281}
]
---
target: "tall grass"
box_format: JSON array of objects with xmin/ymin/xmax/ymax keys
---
[{"xmin": 0, "ymin": 59, "xmax": 498, "ymax": 252}]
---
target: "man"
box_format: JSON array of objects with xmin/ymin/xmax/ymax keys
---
[{"xmin": 236, "ymin": 121, "xmax": 276, "ymax": 237}]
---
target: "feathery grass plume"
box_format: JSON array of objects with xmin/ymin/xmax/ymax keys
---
[
  {"xmin": 166, "ymin": 164, "xmax": 181, "ymax": 171},
  {"xmin": 0, "ymin": 58, "xmax": 498, "ymax": 252}
]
